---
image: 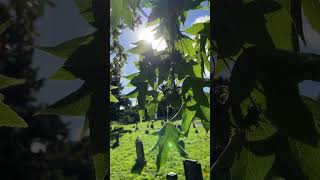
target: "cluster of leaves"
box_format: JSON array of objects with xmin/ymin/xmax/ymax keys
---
[
  {"xmin": 29, "ymin": 0, "xmax": 111, "ymax": 179},
  {"xmin": 119, "ymin": 0, "xmax": 211, "ymax": 170},
  {"xmin": 0, "ymin": 0, "xmax": 55, "ymax": 128},
  {"xmin": 212, "ymin": 0, "xmax": 320, "ymax": 179}
]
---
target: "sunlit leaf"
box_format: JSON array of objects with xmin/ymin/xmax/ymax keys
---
[
  {"xmin": 181, "ymin": 107, "xmax": 196, "ymax": 136},
  {"xmin": 149, "ymin": 122, "xmax": 188, "ymax": 171},
  {"xmin": 110, "ymin": 92, "xmax": 119, "ymax": 102},
  {"xmin": 147, "ymin": 101, "xmax": 158, "ymax": 119},
  {"xmin": 128, "ymin": 40, "xmax": 152, "ymax": 54}
]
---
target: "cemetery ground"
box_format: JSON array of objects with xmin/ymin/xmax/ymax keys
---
[{"xmin": 110, "ymin": 119, "xmax": 210, "ymax": 179}]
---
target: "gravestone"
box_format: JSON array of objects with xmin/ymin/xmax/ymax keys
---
[
  {"xmin": 166, "ymin": 172, "xmax": 178, "ymax": 180},
  {"xmin": 145, "ymin": 130, "xmax": 149, "ymax": 134},
  {"xmin": 135, "ymin": 138, "xmax": 146, "ymax": 165},
  {"xmin": 178, "ymin": 140, "xmax": 185, "ymax": 150},
  {"xmin": 115, "ymin": 132, "xmax": 120, "ymax": 145},
  {"xmin": 183, "ymin": 159, "xmax": 203, "ymax": 180},
  {"xmin": 150, "ymin": 123, "xmax": 154, "ymax": 129}
]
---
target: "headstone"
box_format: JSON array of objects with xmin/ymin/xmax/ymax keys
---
[
  {"xmin": 183, "ymin": 159, "xmax": 203, "ymax": 180},
  {"xmin": 166, "ymin": 172, "xmax": 178, "ymax": 180},
  {"xmin": 135, "ymin": 138, "xmax": 146, "ymax": 165},
  {"xmin": 178, "ymin": 140, "xmax": 185, "ymax": 150},
  {"xmin": 150, "ymin": 123, "xmax": 154, "ymax": 129},
  {"xmin": 115, "ymin": 132, "xmax": 120, "ymax": 145},
  {"xmin": 145, "ymin": 130, "xmax": 149, "ymax": 134},
  {"xmin": 195, "ymin": 129, "xmax": 199, "ymax": 133}
]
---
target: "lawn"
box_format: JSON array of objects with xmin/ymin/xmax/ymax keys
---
[{"xmin": 110, "ymin": 119, "xmax": 210, "ymax": 179}]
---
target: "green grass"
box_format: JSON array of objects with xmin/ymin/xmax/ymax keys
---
[{"xmin": 110, "ymin": 119, "xmax": 210, "ymax": 179}]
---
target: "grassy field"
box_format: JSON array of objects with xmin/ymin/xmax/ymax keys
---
[{"xmin": 110, "ymin": 119, "xmax": 210, "ymax": 179}]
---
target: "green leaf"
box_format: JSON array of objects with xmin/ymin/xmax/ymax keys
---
[
  {"xmin": 214, "ymin": 58, "xmax": 231, "ymax": 78},
  {"xmin": 0, "ymin": 20, "xmax": 10, "ymax": 34},
  {"xmin": 264, "ymin": 4, "xmax": 294, "ymax": 50},
  {"xmin": 230, "ymin": 145, "xmax": 275, "ymax": 180},
  {"xmin": 176, "ymin": 36, "xmax": 196, "ymax": 56},
  {"xmin": 0, "ymin": 74, "xmax": 26, "ymax": 90},
  {"xmin": 92, "ymin": 153, "xmax": 108, "ymax": 180},
  {"xmin": 185, "ymin": 22, "xmax": 205, "ymax": 35},
  {"xmin": 124, "ymin": 72, "xmax": 139, "ymax": 80},
  {"xmin": 49, "ymin": 67, "xmax": 77, "ymax": 80},
  {"xmin": 110, "ymin": 92, "xmax": 119, "ymax": 103},
  {"xmin": 36, "ymin": 34, "xmax": 94, "ymax": 59},
  {"xmin": 123, "ymin": 88, "xmax": 139, "ymax": 98},
  {"xmin": 288, "ymin": 138, "xmax": 320, "ymax": 179},
  {"xmin": 80, "ymin": 116, "xmax": 89, "ymax": 138},
  {"xmin": 47, "ymin": 32, "xmax": 106, "ymax": 80},
  {"xmin": 139, "ymin": 109, "xmax": 145, "ymax": 123},
  {"xmin": 0, "ymin": 101, "xmax": 28, "ymax": 128},
  {"xmin": 87, "ymin": 84, "xmax": 108, "ymax": 180},
  {"xmin": 128, "ymin": 40, "xmax": 152, "ymax": 54},
  {"xmin": 149, "ymin": 122, "xmax": 188, "ymax": 171},
  {"xmin": 146, "ymin": 18, "xmax": 160, "ymax": 27},
  {"xmin": 110, "ymin": 85, "xmax": 118, "ymax": 90},
  {"xmin": 74, "ymin": 0, "xmax": 95, "ymax": 25},
  {"xmin": 147, "ymin": 102, "xmax": 158, "ymax": 119},
  {"xmin": 35, "ymin": 84, "xmax": 91, "ymax": 116},
  {"xmin": 111, "ymin": 0, "xmax": 137, "ymax": 30},
  {"xmin": 302, "ymin": 0, "xmax": 320, "ymax": 34},
  {"xmin": 181, "ymin": 107, "xmax": 196, "ymax": 136}
]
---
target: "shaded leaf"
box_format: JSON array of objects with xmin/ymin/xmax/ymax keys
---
[
  {"xmin": 0, "ymin": 20, "xmax": 10, "ymax": 34},
  {"xmin": 35, "ymin": 84, "xmax": 91, "ymax": 116},
  {"xmin": 49, "ymin": 67, "xmax": 77, "ymax": 80},
  {"xmin": 0, "ymin": 74, "xmax": 26, "ymax": 90},
  {"xmin": 74, "ymin": 0, "xmax": 95, "ymax": 25},
  {"xmin": 302, "ymin": 0, "xmax": 320, "ymax": 34},
  {"xmin": 0, "ymin": 101, "xmax": 28, "ymax": 128},
  {"xmin": 36, "ymin": 34, "xmax": 94, "ymax": 59},
  {"xmin": 123, "ymin": 88, "xmax": 139, "ymax": 98}
]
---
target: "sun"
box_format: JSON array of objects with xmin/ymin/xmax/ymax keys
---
[
  {"xmin": 139, "ymin": 28, "xmax": 155, "ymax": 43},
  {"xmin": 138, "ymin": 26, "xmax": 167, "ymax": 52}
]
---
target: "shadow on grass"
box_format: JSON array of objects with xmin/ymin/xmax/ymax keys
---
[
  {"xmin": 131, "ymin": 160, "xmax": 146, "ymax": 174},
  {"xmin": 111, "ymin": 142, "xmax": 119, "ymax": 149}
]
